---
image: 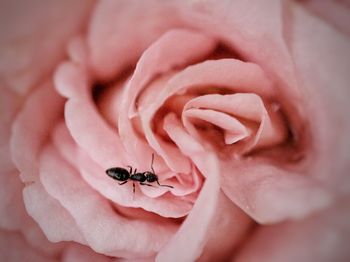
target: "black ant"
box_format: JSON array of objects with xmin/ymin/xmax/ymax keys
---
[{"xmin": 105, "ymin": 154, "xmax": 174, "ymax": 194}]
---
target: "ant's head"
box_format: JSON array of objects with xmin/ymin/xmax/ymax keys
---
[{"xmin": 144, "ymin": 172, "xmax": 157, "ymax": 182}]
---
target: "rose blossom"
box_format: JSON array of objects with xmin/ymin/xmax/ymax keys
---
[{"xmin": 1, "ymin": 0, "xmax": 350, "ymax": 261}]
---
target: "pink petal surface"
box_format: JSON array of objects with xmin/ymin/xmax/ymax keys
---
[
  {"xmin": 54, "ymin": 61, "xmax": 90, "ymax": 100},
  {"xmin": 157, "ymin": 152, "xmax": 220, "ymax": 262},
  {"xmin": 67, "ymin": 36, "xmax": 90, "ymax": 68},
  {"xmin": 0, "ymin": 0, "xmax": 94, "ymax": 94},
  {"xmin": 140, "ymin": 59, "xmax": 279, "ymax": 167},
  {"xmin": 0, "ymin": 169, "xmax": 66, "ymax": 256},
  {"xmin": 289, "ymin": 2, "xmax": 350, "ymax": 193},
  {"xmin": 124, "ymin": 29, "xmax": 216, "ymax": 117},
  {"xmin": 300, "ymin": 0, "xmax": 350, "ymax": 35},
  {"xmin": 119, "ymin": 29, "xmax": 216, "ymax": 172},
  {"xmin": 183, "ymin": 108, "xmax": 249, "ymax": 145},
  {"xmin": 0, "ymin": 86, "xmax": 21, "ymax": 172},
  {"xmin": 3, "ymin": 1, "xmax": 349, "ymax": 261},
  {"xmin": 235, "ymin": 196, "xmax": 350, "ymax": 262},
  {"xmin": 39, "ymin": 144, "xmax": 178, "ymax": 258},
  {"xmin": 0, "ymin": 87, "xmax": 25, "ymax": 231},
  {"xmin": 62, "ymin": 244, "xmax": 113, "ymax": 262},
  {"xmin": 183, "ymin": 93, "xmax": 286, "ymax": 150},
  {"xmin": 0, "ymin": 230, "xmax": 56, "ymax": 262},
  {"xmin": 64, "ymin": 81, "xmax": 128, "ymax": 168},
  {"xmin": 141, "ymin": 58, "xmax": 275, "ymax": 115},
  {"xmin": 161, "ymin": 115, "xmax": 252, "ymax": 260},
  {"xmin": 221, "ymin": 160, "xmax": 334, "ymax": 224},
  {"xmin": 54, "ymin": 57, "xmax": 131, "ymax": 169},
  {"xmin": 51, "ymin": 121, "xmax": 194, "ymax": 217},
  {"xmin": 10, "ymin": 81, "xmax": 64, "ymax": 182},
  {"xmin": 184, "ymin": 0, "xmax": 295, "ymax": 82},
  {"xmin": 54, "ymin": 62, "xmax": 196, "ymax": 214},
  {"xmin": 88, "ymin": 0, "xmax": 187, "ymax": 79},
  {"xmin": 0, "ymin": 170, "xmax": 27, "ymax": 231},
  {"xmin": 23, "ymin": 182, "xmax": 86, "ymax": 244},
  {"xmin": 198, "ymin": 193, "xmax": 251, "ymax": 261},
  {"xmin": 20, "ymin": 221, "xmax": 66, "ymax": 257},
  {"xmin": 181, "ymin": 0, "xmax": 307, "ymax": 134}
]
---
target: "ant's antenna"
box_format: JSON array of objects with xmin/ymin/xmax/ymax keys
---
[
  {"xmin": 151, "ymin": 153, "xmax": 155, "ymax": 174},
  {"xmin": 151, "ymin": 153, "xmax": 173, "ymax": 189}
]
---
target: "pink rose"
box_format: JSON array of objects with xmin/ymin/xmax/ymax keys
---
[{"xmin": 1, "ymin": 0, "xmax": 349, "ymax": 261}]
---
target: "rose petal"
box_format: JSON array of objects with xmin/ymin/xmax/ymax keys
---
[
  {"xmin": 64, "ymin": 89, "xmax": 128, "ymax": 168},
  {"xmin": 0, "ymin": 0, "xmax": 94, "ymax": 94},
  {"xmin": 198, "ymin": 193, "xmax": 251, "ymax": 261},
  {"xmin": 157, "ymin": 152, "xmax": 220, "ymax": 261},
  {"xmin": 0, "ymin": 86, "xmax": 21, "ymax": 172},
  {"xmin": 141, "ymin": 58, "xmax": 275, "ymax": 118},
  {"xmin": 39, "ymin": 144, "xmax": 177, "ymax": 258},
  {"xmin": 0, "ymin": 170, "xmax": 26, "ymax": 230},
  {"xmin": 88, "ymin": 0, "xmax": 188, "ymax": 79},
  {"xmin": 184, "ymin": 0, "xmax": 308, "ymax": 134},
  {"xmin": 0, "ymin": 230, "xmax": 54, "ymax": 262},
  {"xmin": 235, "ymin": 196, "xmax": 350, "ymax": 262},
  {"xmin": 0, "ymin": 170, "xmax": 66, "ymax": 256},
  {"xmin": 183, "ymin": 108, "xmax": 249, "ymax": 145},
  {"xmin": 54, "ymin": 61, "xmax": 90, "ymax": 99},
  {"xmin": 51, "ymin": 121, "xmax": 193, "ymax": 217},
  {"xmin": 120, "ymin": 29, "xmax": 216, "ymax": 173},
  {"xmin": 10, "ymin": 81, "xmax": 64, "ymax": 182},
  {"xmin": 21, "ymin": 221, "xmax": 66, "ymax": 257},
  {"xmin": 23, "ymin": 182, "xmax": 86, "ymax": 244},
  {"xmin": 290, "ymin": 2, "xmax": 350, "ymax": 193},
  {"xmin": 221, "ymin": 160, "xmax": 335, "ymax": 223},
  {"xmin": 67, "ymin": 36, "xmax": 90, "ymax": 67},
  {"xmin": 125, "ymin": 29, "xmax": 216, "ymax": 117},
  {"xmin": 62, "ymin": 244, "xmax": 112, "ymax": 262},
  {"xmin": 183, "ymin": 93, "xmax": 286, "ymax": 150},
  {"xmin": 181, "ymin": 0, "xmax": 294, "ymax": 81},
  {"xmin": 300, "ymin": 0, "xmax": 350, "ymax": 36},
  {"xmin": 162, "ymin": 114, "xmax": 252, "ymax": 260},
  {"xmin": 141, "ymin": 59, "xmax": 275, "ymax": 169}
]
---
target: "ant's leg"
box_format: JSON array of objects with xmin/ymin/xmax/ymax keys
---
[
  {"xmin": 134, "ymin": 168, "xmax": 137, "ymax": 174},
  {"xmin": 140, "ymin": 182, "xmax": 155, "ymax": 187},
  {"xmin": 127, "ymin": 165, "xmax": 132, "ymax": 174},
  {"xmin": 118, "ymin": 181, "xmax": 128, "ymax": 185},
  {"xmin": 157, "ymin": 180, "xmax": 174, "ymax": 188},
  {"xmin": 133, "ymin": 182, "xmax": 135, "ymax": 194}
]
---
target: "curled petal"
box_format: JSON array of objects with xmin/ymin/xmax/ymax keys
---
[
  {"xmin": 0, "ymin": 230, "xmax": 54, "ymax": 262},
  {"xmin": 52, "ymin": 121, "xmax": 191, "ymax": 217},
  {"xmin": 10, "ymin": 81, "xmax": 64, "ymax": 182},
  {"xmin": 140, "ymin": 59, "xmax": 274, "ymax": 173},
  {"xmin": 183, "ymin": 93, "xmax": 287, "ymax": 152},
  {"xmin": 23, "ymin": 182, "xmax": 86, "ymax": 244},
  {"xmin": 39, "ymin": 144, "xmax": 177, "ymax": 258},
  {"xmin": 88, "ymin": 0, "xmax": 186, "ymax": 79},
  {"xmin": 62, "ymin": 244, "xmax": 113, "ymax": 262},
  {"xmin": 289, "ymin": 1, "xmax": 350, "ymax": 193},
  {"xmin": 157, "ymin": 152, "xmax": 220, "ymax": 261},
  {"xmin": 120, "ymin": 29, "xmax": 216, "ymax": 172},
  {"xmin": 221, "ymin": 161, "xmax": 334, "ymax": 224},
  {"xmin": 235, "ymin": 196, "xmax": 350, "ymax": 262},
  {"xmin": 183, "ymin": 108, "xmax": 249, "ymax": 145}
]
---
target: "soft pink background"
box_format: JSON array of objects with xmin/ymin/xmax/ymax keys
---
[{"xmin": 1, "ymin": 0, "xmax": 350, "ymax": 261}]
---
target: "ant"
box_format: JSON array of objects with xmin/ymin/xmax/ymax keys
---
[{"xmin": 105, "ymin": 154, "xmax": 174, "ymax": 194}]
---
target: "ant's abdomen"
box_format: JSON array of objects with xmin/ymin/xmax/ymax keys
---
[{"xmin": 106, "ymin": 167, "xmax": 129, "ymax": 181}]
